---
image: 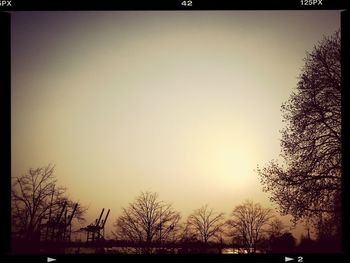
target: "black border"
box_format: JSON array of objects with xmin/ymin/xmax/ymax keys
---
[
  {"xmin": 1, "ymin": 254, "xmax": 349, "ymax": 263},
  {"xmin": 1, "ymin": 1, "xmax": 349, "ymax": 263},
  {"xmin": 341, "ymin": 8, "xmax": 349, "ymax": 257},
  {"xmin": 0, "ymin": 10, "xmax": 11, "ymax": 257},
  {"xmin": 0, "ymin": 0, "xmax": 347, "ymax": 11}
]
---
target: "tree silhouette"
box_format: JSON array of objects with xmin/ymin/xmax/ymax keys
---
[
  {"xmin": 297, "ymin": 234, "xmax": 318, "ymax": 253},
  {"xmin": 114, "ymin": 191, "xmax": 181, "ymax": 254},
  {"xmin": 265, "ymin": 218, "xmax": 296, "ymax": 253},
  {"xmin": 267, "ymin": 218, "xmax": 285, "ymax": 238},
  {"xmin": 257, "ymin": 31, "xmax": 341, "ymax": 243},
  {"xmin": 269, "ymin": 232, "xmax": 296, "ymax": 253},
  {"xmin": 185, "ymin": 204, "xmax": 225, "ymax": 248},
  {"xmin": 11, "ymin": 164, "xmax": 85, "ymax": 242},
  {"xmin": 227, "ymin": 200, "xmax": 274, "ymax": 253}
]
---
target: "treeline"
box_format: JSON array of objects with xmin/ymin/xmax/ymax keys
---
[
  {"xmin": 11, "ymin": 165, "xmax": 339, "ymax": 254},
  {"xmin": 113, "ymin": 190, "xmax": 293, "ymax": 254},
  {"xmin": 112, "ymin": 191, "xmax": 340, "ymax": 254}
]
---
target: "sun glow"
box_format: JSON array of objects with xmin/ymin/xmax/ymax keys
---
[{"xmin": 183, "ymin": 122, "xmax": 258, "ymax": 190}]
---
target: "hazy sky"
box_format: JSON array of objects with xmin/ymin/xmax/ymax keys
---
[{"xmin": 11, "ymin": 11, "xmax": 340, "ymax": 239}]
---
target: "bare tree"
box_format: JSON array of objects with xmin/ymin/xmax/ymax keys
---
[
  {"xmin": 114, "ymin": 191, "xmax": 181, "ymax": 254},
  {"xmin": 257, "ymin": 31, "xmax": 341, "ymax": 241},
  {"xmin": 11, "ymin": 164, "xmax": 85, "ymax": 242},
  {"xmin": 227, "ymin": 201, "xmax": 274, "ymax": 253},
  {"xmin": 185, "ymin": 204, "xmax": 225, "ymax": 246}
]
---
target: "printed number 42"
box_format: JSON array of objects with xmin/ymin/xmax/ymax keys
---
[{"xmin": 181, "ymin": 1, "xmax": 193, "ymax": 6}]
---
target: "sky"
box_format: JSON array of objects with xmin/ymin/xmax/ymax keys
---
[{"xmin": 11, "ymin": 11, "xmax": 341, "ymax": 240}]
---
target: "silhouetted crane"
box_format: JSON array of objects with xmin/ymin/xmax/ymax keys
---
[
  {"xmin": 80, "ymin": 208, "xmax": 110, "ymax": 242},
  {"xmin": 40, "ymin": 201, "xmax": 78, "ymax": 241}
]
